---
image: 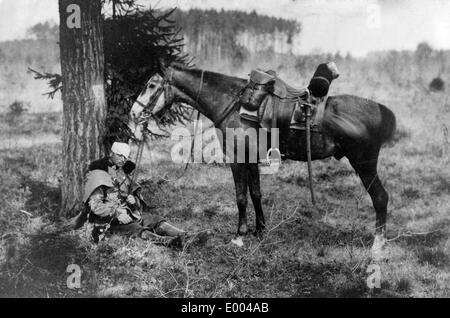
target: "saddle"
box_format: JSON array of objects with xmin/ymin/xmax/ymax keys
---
[
  {"xmin": 239, "ymin": 69, "xmax": 327, "ymax": 133},
  {"xmin": 237, "ymin": 65, "xmax": 339, "ymax": 202}
]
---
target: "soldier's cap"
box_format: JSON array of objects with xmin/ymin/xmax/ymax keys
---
[{"xmin": 111, "ymin": 142, "xmax": 131, "ymax": 159}]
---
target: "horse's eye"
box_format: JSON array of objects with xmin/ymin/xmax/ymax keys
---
[{"xmin": 149, "ymin": 84, "xmax": 156, "ymax": 89}]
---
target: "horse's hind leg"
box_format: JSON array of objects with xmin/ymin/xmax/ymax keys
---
[
  {"xmin": 248, "ymin": 163, "xmax": 266, "ymax": 236},
  {"xmin": 230, "ymin": 163, "xmax": 249, "ymax": 235},
  {"xmin": 348, "ymin": 152, "xmax": 389, "ymax": 256}
]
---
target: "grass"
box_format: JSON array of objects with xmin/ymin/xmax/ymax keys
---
[{"xmin": 0, "ymin": 62, "xmax": 449, "ymax": 298}]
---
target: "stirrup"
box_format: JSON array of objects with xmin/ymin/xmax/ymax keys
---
[{"xmin": 259, "ymin": 148, "xmax": 281, "ymax": 175}]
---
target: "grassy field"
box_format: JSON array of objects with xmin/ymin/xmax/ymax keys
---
[{"xmin": 0, "ymin": 62, "xmax": 449, "ymax": 298}]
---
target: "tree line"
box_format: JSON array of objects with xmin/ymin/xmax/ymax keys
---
[{"xmin": 172, "ymin": 9, "xmax": 301, "ymax": 65}]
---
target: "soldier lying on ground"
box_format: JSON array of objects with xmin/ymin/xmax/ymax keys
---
[{"xmin": 74, "ymin": 142, "xmax": 187, "ymax": 245}]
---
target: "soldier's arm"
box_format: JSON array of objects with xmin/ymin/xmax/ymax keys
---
[{"xmin": 88, "ymin": 188, "xmax": 119, "ymax": 218}]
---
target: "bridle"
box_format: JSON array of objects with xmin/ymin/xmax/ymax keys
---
[
  {"xmin": 134, "ymin": 69, "xmax": 176, "ymax": 123},
  {"xmin": 134, "ymin": 67, "xmax": 241, "ymax": 128},
  {"xmin": 131, "ymin": 68, "xmax": 206, "ymax": 183},
  {"xmin": 147, "ymin": 83, "xmax": 169, "ymax": 112},
  {"xmin": 130, "ymin": 70, "xmax": 176, "ymax": 187}
]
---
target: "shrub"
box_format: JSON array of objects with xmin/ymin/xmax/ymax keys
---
[
  {"xmin": 5, "ymin": 101, "xmax": 29, "ymax": 127},
  {"xmin": 7, "ymin": 101, "xmax": 28, "ymax": 118},
  {"xmin": 429, "ymin": 77, "xmax": 445, "ymax": 92}
]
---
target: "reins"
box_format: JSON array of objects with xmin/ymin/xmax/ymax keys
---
[
  {"xmin": 130, "ymin": 74, "xmax": 170, "ymax": 185},
  {"xmin": 133, "ymin": 69, "xmax": 246, "ymax": 185},
  {"xmin": 133, "ymin": 70, "xmax": 206, "ymax": 184},
  {"xmin": 186, "ymin": 70, "xmax": 205, "ymax": 171}
]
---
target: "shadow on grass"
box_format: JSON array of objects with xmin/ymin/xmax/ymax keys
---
[
  {"xmin": 286, "ymin": 261, "xmax": 368, "ymax": 298},
  {"xmin": 23, "ymin": 178, "xmax": 61, "ymax": 217},
  {"xmin": 3, "ymin": 154, "xmax": 61, "ymax": 217},
  {"xmin": 0, "ymin": 232, "xmax": 92, "ymax": 297},
  {"xmin": 416, "ymin": 247, "xmax": 450, "ymax": 269},
  {"xmin": 288, "ymin": 218, "xmax": 374, "ymax": 248}
]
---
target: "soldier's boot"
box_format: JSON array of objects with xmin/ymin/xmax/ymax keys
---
[
  {"xmin": 91, "ymin": 226, "xmax": 105, "ymax": 244},
  {"xmin": 155, "ymin": 222, "xmax": 187, "ymax": 237},
  {"xmin": 155, "ymin": 222, "xmax": 188, "ymax": 248}
]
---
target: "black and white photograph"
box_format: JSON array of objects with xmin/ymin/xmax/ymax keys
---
[{"xmin": 0, "ymin": 0, "xmax": 449, "ymax": 300}]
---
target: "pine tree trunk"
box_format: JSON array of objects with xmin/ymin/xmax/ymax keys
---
[{"xmin": 58, "ymin": 0, "xmax": 106, "ymax": 217}]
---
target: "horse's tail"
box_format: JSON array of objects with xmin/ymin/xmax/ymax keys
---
[
  {"xmin": 322, "ymin": 96, "xmax": 396, "ymax": 145},
  {"xmin": 378, "ymin": 103, "xmax": 397, "ymax": 145}
]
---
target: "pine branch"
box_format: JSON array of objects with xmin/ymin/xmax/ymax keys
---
[{"xmin": 28, "ymin": 68, "xmax": 62, "ymax": 99}]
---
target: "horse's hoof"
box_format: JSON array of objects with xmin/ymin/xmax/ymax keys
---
[
  {"xmin": 371, "ymin": 234, "xmax": 387, "ymax": 261},
  {"xmin": 231, "ymin": 236, "xmax": 244, "ymax": 247},
  {"xmin": 237, "ymin": 225, "xmax": 249, "ymax": 236}
]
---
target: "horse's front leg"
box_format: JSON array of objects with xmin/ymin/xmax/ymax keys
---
[
  {"xmin": 248, "ymin": 163, "xmax": 265, "ymax": 236},
  {"xmin": 230, "ymin": 163, "xmax": 249, "ymax": 236}
]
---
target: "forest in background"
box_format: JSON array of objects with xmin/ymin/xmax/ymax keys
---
[
  {"xmin": 0, "ymin": 8, "xmax": 448, "ymax": 114},
  {"xmin": 173, "ymin": 9, "xmax": 300, "ymax": 66}
]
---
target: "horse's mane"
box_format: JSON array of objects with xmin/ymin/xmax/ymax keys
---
[{"xmin": 170, "ymin": 62, "xmax": 246, "ymax": 90}]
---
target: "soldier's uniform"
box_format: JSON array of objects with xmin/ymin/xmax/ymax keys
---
[
  {"xmin": 71, "ymin": 142, "xmax": 202, "ymax": 247},
  {"xmin": 83, "ymin": 159, "xmax": 168, "ymax": 242}
]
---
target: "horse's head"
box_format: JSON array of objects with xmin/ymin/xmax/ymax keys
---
[
  {"xmin": 128, "ymin": 68, "xmax": 177, "ymax": 140},
  {"xmin": 130, "ymin": 73, "xmax": 172, "ymax": 120}
]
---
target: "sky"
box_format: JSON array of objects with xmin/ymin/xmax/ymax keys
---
[{"xmin": 0, "ymin": 0, "xmax": 449, "ymax": 56}]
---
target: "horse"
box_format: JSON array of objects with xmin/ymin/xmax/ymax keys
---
[{"xmin": 128, "ymin": 62, "xmax": 396, "ymax": 256}]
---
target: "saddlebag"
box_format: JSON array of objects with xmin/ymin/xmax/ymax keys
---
[{"xmin": 239, "ymin": 69, "xmax": 276, "ymax": 112}]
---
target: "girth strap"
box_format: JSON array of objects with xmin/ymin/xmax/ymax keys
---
[
  {"xmin": 271, "ymin": 96, "xmax": 281, "ymax": 152},
  {"xmin": 272, "ymin": 96, "xmax": 279, "ymax": 130},
  {"xmin": 215, "ymin": 87, "xmax": 245, "ymax": 127},
  {"xmin": 312, "ymin": 96, "xmax": 328, "ymax": 130}
]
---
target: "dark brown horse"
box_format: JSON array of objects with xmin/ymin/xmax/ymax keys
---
[{"xmin": 129, "ymin": 62, "xmax": 396, "ymax": 256}]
